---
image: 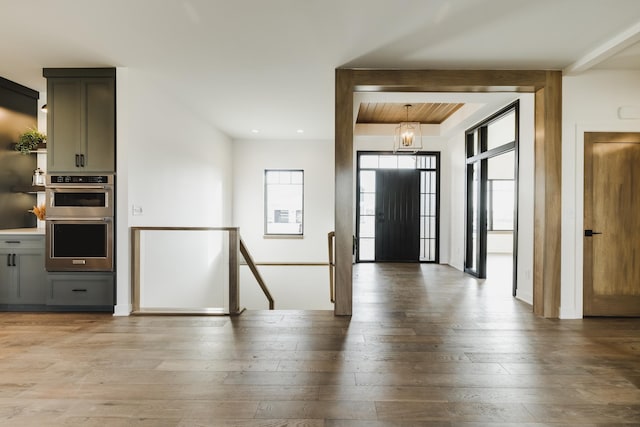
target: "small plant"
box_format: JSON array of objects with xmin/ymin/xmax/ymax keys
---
[
  {"xmin": 30, "ymin": 203, "xmax": 46, "ymax": 221},
  {"xmin": 15, "ymin": 128, "xmax": 46, "ymax": 155}
]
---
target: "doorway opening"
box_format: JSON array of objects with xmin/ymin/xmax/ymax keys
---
[
  {"xmin": 356, "ymin": 152, "xmax": 439, "ymax": 263},
  {"xmin": 465, "ymin": 102, "xmax": 519, "ymax": 296}
]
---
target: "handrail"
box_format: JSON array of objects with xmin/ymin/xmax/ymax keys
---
[
  {"xmin": 250, "ymin": 262, "xmax": 329, "ymax": 266},
  {"xmin": 130, "ymin": 226, "xmax": 241, "ymax": 315},
  {"xmin": 239, "ymin": 237, "xmax": 275, "ymax": 310},
  {"xmin": 328, "ymin": 231, "xmax": 335, "ymax": 303}
]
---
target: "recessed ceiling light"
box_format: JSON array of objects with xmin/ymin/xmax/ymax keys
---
[
  {"xmin": 296, "ymin": 129, "xmax": 304, "ymax": 134},
  {"xmin": 251, "ymin": 129, "xmax": 259, "ymax": 134}
]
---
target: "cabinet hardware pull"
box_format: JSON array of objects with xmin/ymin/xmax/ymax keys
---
[
  {"xmin": 12, "ymin": 254, "xmax": 16, "ymax": 267},
  {"xmin": 4, "ymin": 240, "xmax": 20, "ymax": 244},
  {"xmin": 81, "ymin": 154, "xmax": 85, "ymax": 167},
  {"xmin": 72, "ymin": 289, "xmax": 87, "ymax": 292},
  {"xmin": 75, "ymin": 154, "xmax": 80, "ymax": 167},
  {"xmin": 6, "ymin": 254, "xmax": 10, "ymax": 267}
]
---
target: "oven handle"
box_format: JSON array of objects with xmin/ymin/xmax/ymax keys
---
[
  {"xmin": 46, "ymin": 217, "xmax": 113, "ymax": 222},
  {"xmin": 47, "ymin": 185, "xmax": 111, "ymax": 190}
]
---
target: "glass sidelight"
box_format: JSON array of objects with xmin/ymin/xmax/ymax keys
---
[
  {"xmin": 358, "ymin": 170, "xmax": 376, "ymax": 260},
  {"xmin": 465, "ymin": 159, "xmax": 487, "ymax": 277}
]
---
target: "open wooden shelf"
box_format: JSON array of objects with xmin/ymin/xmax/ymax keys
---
[
  {"xmin": 11, "ymin": 185, "xmax": 45, "ymax": 193},
  {"xmin": 8, "ymin": 142, "xmax": 47, "ymax": 153}
]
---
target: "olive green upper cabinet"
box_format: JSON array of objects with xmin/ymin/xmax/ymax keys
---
[{"xmin": 43, "ymin": 68, "xmax": 115, "ymax": 173}]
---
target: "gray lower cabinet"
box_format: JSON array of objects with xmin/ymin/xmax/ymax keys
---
[
  {"xmin": 0, "ymin": 234, "xmax": 114, "ymax": 311},
  {"xmin": 0, "ymin": 235, "xmax": 47, "ymax": 306},
  {"xmin": 47, "ymin": 273, "xmax": 114, "ymax": 309}
]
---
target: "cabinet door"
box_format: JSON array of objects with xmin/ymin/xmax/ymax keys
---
[
  {"xmin": 14, "ymin": 251, "xmax": 47, "ymax": 304},
  {"xmin": 83, "ymin": 78, "xmax": 115, "ymax": 172},
  {"xmin": 47, "ymin": 78, "xmax": 82, "ymax": 173},
  {"xmin": 0, "ymin": 252, "xmax": 13, "ymax": 304}
]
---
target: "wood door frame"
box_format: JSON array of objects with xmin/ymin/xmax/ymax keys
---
[
  {"xmin": 335, "ymin": 69, "xmax": 561, "ymax": 318},
  {"xmin": 584, "ymin": 131, "xmax": 640, "ymax": 316}
]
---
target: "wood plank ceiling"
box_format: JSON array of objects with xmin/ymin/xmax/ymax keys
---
[{"xmin": 356, "ymin": 102, "xmax": 464, "ymax": 124}]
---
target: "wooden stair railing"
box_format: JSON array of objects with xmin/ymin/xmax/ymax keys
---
[
  {"xmin": 239, "ymin": 237, "xmax": 275, "ymax": 310},
  {"xmin": 328, "ymin": 231, "xmax": 335, "ymax": 303}
]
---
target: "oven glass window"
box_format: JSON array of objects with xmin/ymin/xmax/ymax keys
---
[
  {"xmin": 52, "ymin": 224, "xmax": 107, "ymax": 257},
  {"xmin": 53, "ymin": 192, "xmax": 106, "ymax": 207}
]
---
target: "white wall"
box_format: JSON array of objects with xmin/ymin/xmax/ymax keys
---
[
  {"xmin": 448, "ymin": 129, "xmax": 466, "ymax": 271},
  {"xmin": 488, "ymin": 232, "xmax": 513, "ymax": 253},
  {"xmin": 232, "ymin": 139, "xmax": 334, "ymax": 310},
  {"xmin": 114, "ymin": 68, "xmax": 233, "ymax": 315},
  {"xmin": 447, "ymin": 94, "xmax": 535, "ymax": 304},
  {"xmin": 240, "ymin": 266, "xmax": 333, "ymax": 310},
  {"xmin": 516, "ymin": 95, "xmax": 535, "ymax": 304},
  {"xmin": 561, "ymin": 69, "xmax": 640, "ymax": 319},
  {"xmin": 139, "ymin": 230, "xmax": 229, "ymax": 311},
  {"xmin": 110, "ymin": 69, "xmax": 640, "ymax": 317}
]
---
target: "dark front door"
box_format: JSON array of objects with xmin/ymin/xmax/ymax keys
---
[{"xmin": 375, "ymin": 169, "xmax": 420, "ymax": 261}]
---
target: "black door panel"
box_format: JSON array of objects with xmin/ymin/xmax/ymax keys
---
[{"xmin": 375, "ymin": 169, "xmax": 420, "ymax": 261}]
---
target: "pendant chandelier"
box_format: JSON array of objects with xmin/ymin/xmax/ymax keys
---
[{"xmin": 394, "ymin": 104, "xmax": 422, "ymax": 153}]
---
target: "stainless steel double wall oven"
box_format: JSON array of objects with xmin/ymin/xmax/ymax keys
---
[{"xmin": 45, "ymin": 174, "xmax": 114, "ymax": 271}]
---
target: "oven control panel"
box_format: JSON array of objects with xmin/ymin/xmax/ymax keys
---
[{"xmin": 49, "ymin": 175, "xmax": 112, "ymax": 185}]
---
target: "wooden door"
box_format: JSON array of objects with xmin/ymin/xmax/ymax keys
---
[
  {"xmin": 375, "ymin": 169, "xmax": 420, "ymax": 262},
  {"xmin": 584, "ymin": 132, "xmax": 640, "ymax": 316}
]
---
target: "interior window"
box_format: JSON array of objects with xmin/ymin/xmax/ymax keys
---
[{"xmin": 264, "ymin": 170, "xmax": 304, "ymax": 235}]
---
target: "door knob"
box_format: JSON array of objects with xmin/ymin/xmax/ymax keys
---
[{"xmin": 584, "ymin": 230, "xmax": 602, "ymax": 237}]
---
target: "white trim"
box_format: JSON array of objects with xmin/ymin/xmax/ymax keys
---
[
  {"xmin": 564, "ymin": 21, "xmax": 640, "ymax": 75},
  {"xmin": 115, "ymin": 67, "xmax": 131, "ymax": 316},
  {"xmin": 263, "ymin": 234, "xmax": 304, "ymax": 239},
  {"xmin": 561, "ymin": 121, "xmax": 640, "ymax": 319},
  {"xmin": 516, "ymin": 292, "xmax": 532, "ymax": 306},
  {"xmin": 113, "ymin": 304, "xmax": 132, "ymax": 316}
]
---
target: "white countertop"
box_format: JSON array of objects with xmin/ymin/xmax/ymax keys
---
[{"xmin": 0, "ymin": 228, "xmax": 45, "ymax": 235}]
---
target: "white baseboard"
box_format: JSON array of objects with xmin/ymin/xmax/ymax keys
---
[{"xmin": 113, "ymin": 304, "xmax": 132, "ymax": 316}]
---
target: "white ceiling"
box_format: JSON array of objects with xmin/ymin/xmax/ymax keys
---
[{"xmin": 1, "ymin": 0, "xmax": 639, "ymax": 140}]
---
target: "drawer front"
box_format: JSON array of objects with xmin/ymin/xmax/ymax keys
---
[
  {"xmin": 47, "ymin": 274, "xmax": 114, "ymax": 306},
  {"xmin": 0, "ymin": 236, "xmax": 45, "ymax": 251}
]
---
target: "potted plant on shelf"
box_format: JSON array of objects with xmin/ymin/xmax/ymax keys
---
[{"xmin": 15, "ymin": 128, "xmax": 46, "ymax": 154}]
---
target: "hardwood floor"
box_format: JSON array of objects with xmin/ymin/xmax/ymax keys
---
[{"xmin": 1, "ymin": 263, "xmax": 639, "ymax": 426}]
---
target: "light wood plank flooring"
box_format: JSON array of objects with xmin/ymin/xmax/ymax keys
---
[{"xmin": 1, "ymin": 263, "xmax": 639, "ymax": 426}]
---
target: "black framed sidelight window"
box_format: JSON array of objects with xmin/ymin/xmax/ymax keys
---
[{"xmin": 464, "ymin": 101, "xmax": 519, "ymax": 295}]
